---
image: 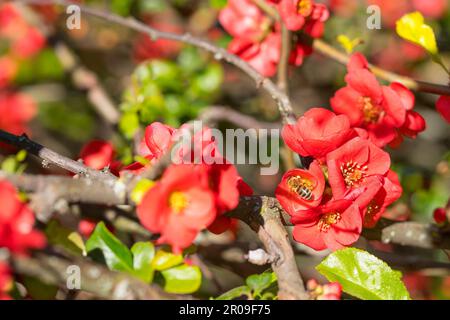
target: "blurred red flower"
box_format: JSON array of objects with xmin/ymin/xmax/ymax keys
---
[
  {"xmin": 0, "ymin": 180, "xmax": 46, "ymax": 255},
  {"xmin": 307, "ymin": 279, "xmax": 342, "ymax": 300},
  {"xmin": 219, "ymin": 0, "xmax": 281, "ymax": 77},
  {"xmin": 0, "ymin": 92, "xmax": 37, "ymax": 136},
  {"xmin": 79, "ymin": 140, "xmax": 122, "ymax": 175},
  {"xmin": 436, "ymin": 95, "xmax": 450, "ymax": 123}
]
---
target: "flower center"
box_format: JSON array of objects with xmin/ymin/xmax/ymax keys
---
[
  {"xmin": 317, "ymin": 212, "xmax": 341, "ymax": 232},
  {"xmin": 287, "ymin": 176, "xmax": 314, "ymax": 201},
  {"xmin": 297, "ymin": 0, "xmax": 312, "ymax": 16},
  {"xmin": 360, "ymin": 97, "xmax": 383, "ymax": 124},
  {"xmin": 340, "ymin": 160, "xmax": 367, "ymax": 187},
  {"xmin": 364, "ymin": 201, "xmax": 380, "ymax": 224},
  {"xmin": 169, "ymin": 191, "xmax": 188, "ymax": 214}
]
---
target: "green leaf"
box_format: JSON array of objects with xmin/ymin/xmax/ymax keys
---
[
  {"xmin": 131, "ymin": 242, "xmax": 155, "ymax": 283},
  {"xmin": 246, "ymin": 272, "xmax": 274, "ymax": 295},
  {"xmin": 151, "ymin": 250, "xmax": 183, "ymax": 271},
  {"xmin": 215, "ymin": 286, "xmax": 250, "ymax": 300},
  {"xmin": 209, "ymin": 0, "xmax": 228, "ymax": 9},
  {"xmin": 160, "ymin": 264, "xmax": 202, "ymax": 294},
  {"xmin": 68, "ymin": 232, "xmax": 87, "ymax": 256},
  {"xmin": 316, "ymin": 248, "xmax": 410, "ymax": 300},
  {"xmin": 86, "ymin": 222, "xmax": 133, "ymax": 273}
]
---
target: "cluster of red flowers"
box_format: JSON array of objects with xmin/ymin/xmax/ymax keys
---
[
  {"xmin": 128, "ymin": 122, "xmax": 252, "ymax": 253},
  {"xmin": 0, "ymin": 180, "xmax": 46, "ymax": 254},
  {"xmin": 0, "ymin": 3, "xmax": 44, "ymax": 137},
  {"xmin": 331, "ymin": 53, "xmax": 426, "ymax": 148},
  {"xmin": 78, "ymin": 122, "xmax": 251, "ymax": 254},
  {"xmin": 275, "ymin": 52, "xmax": 423, "ymax": 251},
  {"xmin": 219, "ymin": 0, "xmax": 329, "ymax": 77}
]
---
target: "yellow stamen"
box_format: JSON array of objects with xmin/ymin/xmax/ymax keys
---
[
  {"xmin": 169, "ymin": 192, "xmax": 188, "ymax": 214},
  {"xmin": 340, "ymin": 161, "xmax": 367, "ymax": 187},
  {"xmin": 360, "ymin": 97, "xmax": 383, "ymax": 124},
  {"xmin": 317, "ymin": 212, "xmax": 341, "ymax": 232}
]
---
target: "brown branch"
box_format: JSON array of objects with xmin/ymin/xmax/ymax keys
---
[
  {"xmin": 54, "ymin": 43, "xmax": 120, "ymax": 125},
  {"xmin": 9, "ymin": 253, "xmax": 184, "ymax": 300},
  {"xmin": 0, "ymin": 130, "xmax": 117, "ymax": 182},
  {"xmin": 313, "ymin": 39, "xmax": 450, "ymax": 96},
  {"xmin": 227, "ymin": 196, "xmax": 309, "ymax": 300},
  {"xmin": 277, "ymin": 25, "xmax": 291, "ymax": 94}
]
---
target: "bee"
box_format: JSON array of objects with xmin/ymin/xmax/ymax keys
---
[{"xmin": 287, "ymin": 176, "xmax": 313, "ymax": 201}]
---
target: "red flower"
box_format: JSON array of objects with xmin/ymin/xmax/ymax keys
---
[
  {"xmin": 137, "ymin": 164, "xmax": 217, "ymax": 253},
  {"xmin": 278, "ymin": 0, "xmax": 329, "ymax": 35},
  {"xmin": 0, "ymin": 180, "xmax": 46, "ymax": 254},
  {"xmin": 436, "ymin": 95, "xmax": 450, "ymax": 124},
  {"xmin": 0, "ymin": 262, "xmax": 12, "ymax": 300},
  {"xmin": 331, "ymin": 53, "xmax": 411, "ymax": 147},
  {"xmin": 144, "ymin": 122, "xmax": 176, "ymax": 159},
  {"xmin": 0, "ymin": 92, "xmax": 36, "ymax": 136},
  {"xmin": 276, "ymin": 160, "xmax": 325, "ymax": 215},
  {"xmin": 79, "ymin": 140, "xmax": 122, "ymax": 175},
  {"xmin": 291, "ymin": 199, "xmax": 362, "ymax": 251},
  {"xmin": 219, "ymin": 0, "xmax": 281, "ymax": 76},
  {"xmin": 326, "ymin": 137, "xmax": 391, "ymax": 199},
  {"xmin": 11, "ymin": 26, "xmax": 45, "ymax": 59},
  {"xmin": 282, "ymin": 108, "xmax": 355, "ymax": 160}
]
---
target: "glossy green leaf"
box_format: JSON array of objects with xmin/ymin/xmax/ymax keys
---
[
  {"xmin": 215, "ymin": 286, "xmax": 250, "ymax": 300},
  {"xmin": 86, "ymin": 222, "xmax": 133, "ymax": 273},
  {"xmin": 131, "ymin": 242, "xmax": 155, "ymax": 283},
  {"xmin": 246, "ymin": 272, "xmax": 275, "ymax": 295},
  {"xmin": 316, "ymin": 248, "xmax": 410, "ymax": 300},
  {"xmin": 160, "ymin": 264, "xmax": 202, "ymax": 294},
  {"xmin": 152, "ymin": 250, "xmax": 183, "ymax": 271}
]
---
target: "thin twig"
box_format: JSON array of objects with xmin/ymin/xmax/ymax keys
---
[
  {"xmin": 313, "ymin": 39, "xmax": 450, "ymax": 96},
  {"xmin": 0, "ymin": 130, "xmax": 117, "ymax": 182}
]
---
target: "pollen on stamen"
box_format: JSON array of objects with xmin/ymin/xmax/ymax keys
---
[{"xmin": 317, "ymin": 212, "xmax": 341, "ymax": 232}]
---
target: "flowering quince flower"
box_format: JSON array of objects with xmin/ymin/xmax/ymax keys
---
[
  {"xmin": 145, "ymin": 122, "xmax": 176, "ymax": 159},
  {"xmin": 331, "ymin": 53, "xmax": 415, "ymax": 147},
  {"xmin": 219, "ymin": 0, "xmax": 281, "ymax": 77},
  {"xmin": 282, "ymin": 108, "xmax": 355, "ymax": 161},
  {"xmin": 79, "ymin": 140, "xmax": 122, "ymax": 176},
  {"xmin": 326, "ymin": 137, "xmax": 391, "ymax": 199},
  {"xmin": 436, "ymin": 96, "xmax": 450, "ymax": 124},
  {"xmin": 275, "ymin": 160, "xmax": 325, "ymax": 215},
  {"xmin": 137, "ymin": 164, "xmax": 217, "ymax": 254},
  {"xmin": 307, "ymin": 279, "xmax": 342, "ymax": 300},
  {"xmin": 0, "ymin": 262, "xmax": 12, "ymax": 300},
  {"xmin": 0, "ymin": 3, "xmax": 45, "ymax": 59},
  {"xmin": 278, "ymin": 0, "xmax": 329, "ymax": 35},
  {"xmin": 290, "ymin": 198, "xmax": 362, "ymax": 251},
  {"xmin": 0, "ymin": 180, "xmax": 46, "ymax": 254},
  {"xmin": 0, "ymin": 92, "xmax": 36, "ymax": 136},
  {"xmin": 412, "ymin": 0, "xmax": 448, "ymax": 19}
]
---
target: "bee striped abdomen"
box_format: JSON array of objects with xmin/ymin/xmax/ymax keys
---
[{"xmin": 287, "ymin": 176, "xmax": 313, "ymax": 201}]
